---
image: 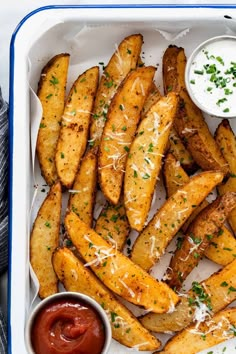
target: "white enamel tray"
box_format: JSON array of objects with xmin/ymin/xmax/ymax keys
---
[{"xmin": 9, "ymin": 4, "xmax": 236, "ymax": 354}]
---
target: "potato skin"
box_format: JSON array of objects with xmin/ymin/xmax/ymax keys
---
[
  {"xmin": 98, "ymin": 66, "xmax": 156, "ymax": 205},
  {"xmin": 55, "ymin": 66, "xmax": 99, "ymax": 189},
  {"xmin": 90, "ymin": 34, "xmax": 143, "ymax": 146},
  {"xmin": 215, "ymin": 119, "xmax": 236, "ymax": 234},
  {"xmin": 140, "ymin": 259, "xmax": 236, "ymax": 333},
  {"xmin": 52, "ymin": 247, "xmax": 161, "ymax": 351},
  {"xmin": 165, "ymin": 192, "xmax": 236, "ymax": 290},
  {"xmin": 131, "ymin": 171, "xmax": 224, "ymax": 271},
  {"xmin": 95, "ymin": 201, "xmax": 130, "ymax": 251},
  {"xmin": 163, "ymin": 152, "xmax": 236, "ymax": 266},
  {"xmin": 124, "ymin": 92, "xmax": 178, "ymax": 231},
  {"xmin": 162, "ymin": 45, "xmax": 229, "ymax": 176},
  {"xmin": 64, "ymin": 212, "xmax": 179, "ymax": 314},
  {"xmin": 158, "ymin": 308, "xmax": 236, "ymax": 354},
  {"xmin": 30, "ymin": 181, "xmax": 62, "ymax": 299},
  {"xmin": 68, "ymin": 147, "xmax": 97, "ymax": 227},
  {"xmin": 36, "ymin": 54, "xmax": 70, "ymax": 186}
]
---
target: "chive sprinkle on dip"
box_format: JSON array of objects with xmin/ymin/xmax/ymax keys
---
[{"xmin": 187, "ymin": 36, "xmax": 236, "ymax": 117}]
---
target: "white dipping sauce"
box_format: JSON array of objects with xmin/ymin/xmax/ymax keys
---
[{"xmin": 188, "ymin": 37, "xmax": 236, "ymax": 117}]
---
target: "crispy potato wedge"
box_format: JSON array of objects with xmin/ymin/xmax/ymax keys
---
[
  {"xmin": 95, "ymin": 201, "xmax": 130, "ymax": 251},
  {"xmin": 98, "ymin": 66, "xmax": 156, "ymax": 205},
  {"xmin": 216, "ymin": 119, "xmax": 236, "ymax": 234},
  {"xmin": 158, "ymin": 307, "xmax": 236, "ymax": 354},
  {"xmin": 163, "ymin": 153, "xmax": 236, "ymax": 266},
  {"xmin": 165, "ymin": 192, "xmax": 236, "ymax": 290},
  {"xmin": 30, "ymin": 181, "xmax": 62, "ymax": 298},
  {"xmin": 218, "ymin": 178, "xmax": 236, "ymax": 235},
  {"xmin": 163, "ymin": 152, "xmax": 190, "ymax": 198},
  {"xmin": 163, "ymin": 45, "xmax": 186, "ymax": 94},
  {"xmin": 141, "ymin": 83, "xmax": 162, "ymax": 119},
  {"xmin": 204, "ymin": 225, "xmax": 236, "ymax": 266},
  {"xmin": 90, "ymin": 34, "xmax": 143, "ymax": 146},
  {"xmin": 124, "ymin": 93, "xmax": 178, "ymax": 231},
  {"xmin": 163, "ymin": 45, "xmax": 229, "ymax": 175},
  {"xmin": 68, "ymin": 147, "xmax": 97, "ymax": 227},
  {"xmin": 168, "ymin": 127, "xmax": 197, "ymax": 173},
  {"xmin": 65, "ymin": 212, "xmax": 179, "ymax": 314},
  {"xmin": 215, "ymin": 119, "xmax": 236, "ymax": 175},
  {"xmin": 36, "ymin": 54, "xmax": 70, "ymax": 186},
  {"xmin": 55, "ymin": 66, "xmax": 99, "ymax": 188},
  {"xmin": 140, "ymin": 259, "xmax": 236, "ymax": 333},
  {"xmin": 52, "ymin": 247, "xmax": 160, "ymax": 351},
  {"xmin": 131, "ymin": 171, "xmax": 224, "ymax": 271},
  {"xmin": 176, "ymin": 89, "xmax": 229, "ymax": 175}
]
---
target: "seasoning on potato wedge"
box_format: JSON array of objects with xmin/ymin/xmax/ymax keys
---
[
  {"xmin": 98, "ymin": 66, "xmax": 156, "ymax": 205},
  {"xmin": 30, "ymin": 181, "xmax": 62, "ymax": 299},
  {"xmin": 215, "ymin": 119, "xmax": 236, "ymax": 234},
  {"xmin": 68, "ymin": 147, "xmax": 97, "ymax": 227},
  {"xmin": 165, "ymin": 192, "xmax": 236, "ymax": 290},
  {"xmin": 163, "ymin": 45, "xmax": 229, "ymax": 175},
  {"xmin": 140, "ymin": 83, "xmax": 162, "ymax": 119},
  {"xmin": 124, "ymin": 92, "xmax": 178, "ymax": 231},
  {"xmin": 163, "ymin": 152, "xmax": 236, "ymax": 266},
  {"xmin": 55, "ymin": 66, "xmax": 99, "ymax": 189},
  {"xmin": 64, "ymin": 211, "xmax": 179, "ymax": 314},
  {"xmin": 95, "ymin": 200, "xmax": 130, "ymax": 251},
  {"xmin": 158, "ymin": 307, "xmax": 236, "ymax": 354},
  {"xmin": 140, "ymin": 259, "xmax": 236, "ymax": 333},
  {"xmin": 168, "ymin": 127, "xmax": 197, "ymax": 174},
  {"xmin": 52, "ymin": 247, "xmax": 161, "ymax": 351},
  {"xmin": 90, "ymin": 33, "xmax": 143, "ymax": 146},
  {"xmin": 36, "ymin": 53, "xmax": 70, "ymax": 186},
  {"xmin": 131, "ymin": 170, "xmax": 224, "ymax": 271}
]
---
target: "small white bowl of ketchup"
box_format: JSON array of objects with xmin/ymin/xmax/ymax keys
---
[{"xmin": 25, "ymin": 292, "xmax": 112, "ymax": 354}]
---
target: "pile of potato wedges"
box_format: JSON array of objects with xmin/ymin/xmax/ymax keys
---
[{"xmin": 30, "ymin": 34, "xmax": 236, "ymax": 353}]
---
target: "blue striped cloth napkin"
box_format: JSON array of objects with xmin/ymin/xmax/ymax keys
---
[{"xmin": 0, "ymin": 87, "xmax": 8, "ymax": 353}]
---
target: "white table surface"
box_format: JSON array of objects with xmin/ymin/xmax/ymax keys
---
[{"xmin": 1, "ymin": 0, "xmax": 236, "ymax": 352}]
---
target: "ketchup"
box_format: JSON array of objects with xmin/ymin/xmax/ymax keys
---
[{"xmin": 31, "ymin": 298, "xmax": 105, "ymax": 354}]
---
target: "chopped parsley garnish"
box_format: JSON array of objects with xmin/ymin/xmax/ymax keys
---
[
  {"xmin": 190, "ymin": 281, "xmax": 212, "ymax": 310},
  {"xmin": 50, "ymin": 76, "xmax": 59, "ymax": 85},
  {"xmin": 45, "ymin": 221, "xmax": 51, "ymax": 228},
  {"xmin": 194, "ymin": 69, "xmax": 204, "ymax": 75}
]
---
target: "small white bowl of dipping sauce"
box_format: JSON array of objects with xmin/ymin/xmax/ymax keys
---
[
  {"xmin": 25, "ymin": 292, "xmax": 112, "ymax": 354},
  {"xmin": 185, "ymin": 35, "xmax": 236, "ymax": 118}
]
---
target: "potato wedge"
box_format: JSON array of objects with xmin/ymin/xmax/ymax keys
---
[
  {"xmin": 163, "ymin": 45, "xmax": 186, "ymax": 94},
  {"xmin": 64, "ymin": 212, "xmax": 179, "ymax": 314},
  {"xmin": 140, "ymin": 259, "xmax": 236, "ymax": 333},
  {"xmin": 52, "ymin": 247, "xmax": 160, "ymax": 351},
  {"xmin": 163, "ymin": 152, "xmax": 190, "ymax": 198},
  {"xmin": 216, "ymin": 119, "xmax": 236, "ymax": 234},
  {"xmin": 36, "ymin": 54, "xmax": 70, "ymax": 186},
  {"xmin": 176, "ymin": 89, "xmax": 229, "ymax": 175},
  {"xmin": 95, "ymin": 201, "xmax": 130, "ymax": 251},
  {"xmin": 163, "ymin": 153, "xmax": 236, "ymax": 266},
  {"xmin": 68, "ymin": 147, "xmax": 97, "ymax": 227},
  {"xmin": 158, "ymin": 307, "xmax": 236, "ymax": 354},
  {"xmin": 204, "ymin": 225, "xmax": 236, "ymax": 266},
  {"xmin": 168, "ymin": 127, "xmax": 197, "ymax": 174},
  {"xmin": 141, "ymin": 83, "xmax": 162, "ymax": 119},
  {"xmin": 165, "ymin": 192, "xmax": 236, "ymax": 290},
  {"xmin": 215, "ymin": 119, "xmax": 236, "ymax": 175},
  {"xmin": 30, "ymin": 181, "xmax": 62, "ymax": 298},
  {"xmin": 124, "ymin": 93, "xmax": 178, "ymax": 231},
  {"xmin": 90, "ymin": 34, "xmax": 143, "ymax": 146},
  {"xmin": 163, "ymin": 45, "xmax": 229, "ymax": 175},
  {"xmin": 98, "ymin": 66, "xmax": 156, "ymax": 205},
  {"xmin": 218, "ymin": 178, "xmax": 236, "ymax": 235},
  {"xmin": 131, "ymin": 171, "xmax": 224, "ymax": 271},
  {"xmin": 55, "ymin": 66, "xmax": 99, "ymax": 188}
]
